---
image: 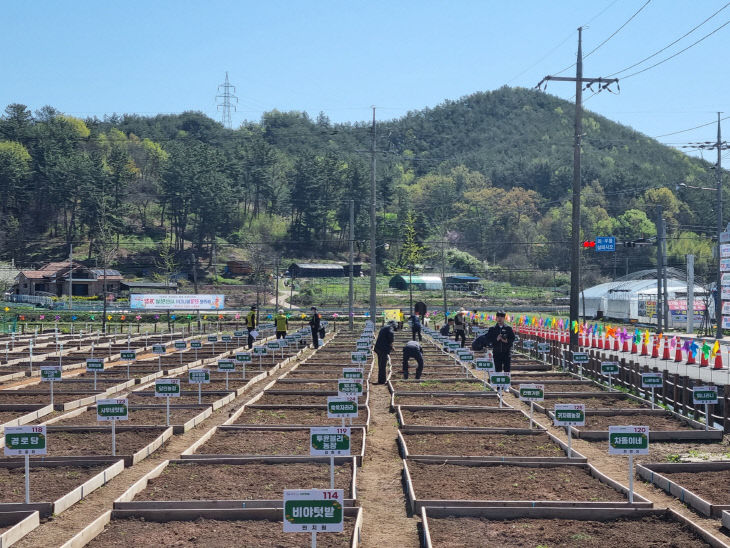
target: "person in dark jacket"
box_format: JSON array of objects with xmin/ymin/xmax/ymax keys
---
[
  {"xmin": 483, "ymin": 310, "xmax": 515, "ymax": 372},
  {"xmin": 246, "ymin": 305, "xmax": 257, "ymax": 349},
  {"xmin": 374, "ymin": 321, "xmax": 395, "ymax": 384},
  {"xmin": 402, "ymin": 340, "xmax": 424, "ymax": 379},
  {"xmin": 454, "ymin": 309, "xmax": 467, "ymax": 348},
  {"xmin": 410, "ymin": 314, "xmax": 422, "ymax": 342},
  {"xmin": 309, "ymin": 307, "xmax": 321, "ymax": 349}
]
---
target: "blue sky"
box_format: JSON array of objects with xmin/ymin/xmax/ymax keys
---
[{"xmin": 1, "ymin": 1, "xmax": 728, "ymax": 158}]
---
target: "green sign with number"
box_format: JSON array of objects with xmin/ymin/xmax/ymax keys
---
[
  {"xmin": 573, "ymin": 352, "xmax": 589, "ymax": 363},
  {"xmin": 191, "ymin": 340, "xmax": 202, "ymax": 349},
  {"xmin": 693, "ymin": 387, "xmax": 718, "ymax": 404},
  {"xmin": 490, "ymin": 374, "xmax": 511, "ymax": 389},
  {"xmin": 236, "ymin": 352, "xmax": 252, "ymax": 363},
  {"xmin": 97, "ymin": 399, "xmax": 129, "ymax": 421},
  {"xmin": 4, "ymin": 426, "xmax": 47, "ymax": 455},
  {"xmin": 120, "ymin": 350, "xmax": 136, "ymax": 361},
  {"xmin": 207, "ymin": 336, "xmax": 218, "ymax": 342},
  {"xmin": 601, "ymin": 362, "xmax": 619, "ymax": 375},
  {"xmin": 217, "ymin": 360, "xmax": 235, "ymax": 372},
  {"xmin": 40, "ymin": 366, "xmax": 62, "ymax": 381},
  {"xmin": 338, "ymin": 379, "xmax": 363, "ymax": 394},
  {"xmin": 86, "ymin": 358, "xmax": 104, "ymax": 372}
]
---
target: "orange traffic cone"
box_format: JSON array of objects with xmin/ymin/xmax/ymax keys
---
[
  {"xmin": 686, "ymin": 350, "xmax": 696, "ymax": 365},
  {"xmin": 662, "ymin": 340, "xmax": 671, "ymax": 360},
  {"xmin": 597, "ymin": 335, "xmax": 603, "ymax": 349},
  {"xmin": 651, "ymin": 341, "xmax": 659, "ymax": 359},
  {"xmin": 714, "ymin": 351, "xmax": 724, "ymax": 369},
  {"xmin": 674, "ymin": 345, "xmax": 683, "ymax": 363},
  {"xmin": 622, "ymin": 338, "xmax": 629, "ymax": 352},
  {"xmin": 613, "ymin": 338, "xmax": 619, "ymax": 351},
  {"xmin": 700, "ymin": 352, "xmax": 709, "ymax": 367},
  {"xmin": 640, "ymin": 340, "xmax": 649, "ymax": 356},
  {"xmin": 631, "ymin": 340, "xmax": 638, "ymax": 354}
]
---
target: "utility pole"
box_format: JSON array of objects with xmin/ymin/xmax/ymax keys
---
[
  {"xmin": 369, "ymin": 107, "xmax": 377, "ymax": 324},
  {"xmin": 348, "ymin": 199, "xmax": 354, "ymax": 331},
  {"xmin": 275, "ymin": 257, "xmax": 280, "ymax": 310},
  {"xmin": 687, "ymin": 254, "xmax": 695, "ymax": 335},
  {"xmin": 716, "ymin": 112, "xmax": 724, "ymax": 339},
  {"xmin": 537, "ymin": 28, "xmax": 619, "ymax": 348},
  {"xmin": 440, "ymin": 242, "xmax": 448, "ymax": 320},
  {"xmin": 216, "ymin": 72, "xmax": 238, "ymax": 129},
  {"xmin": 67, "ymin": 244, "xmax": 73, "ymax": 311},
  {"xmin": 192, "ymin": 254, "xmax": 200, "ymax": 330},
  {"xmin": 656, "ymin": 207, "xmax": 664, "ymax": 331}
]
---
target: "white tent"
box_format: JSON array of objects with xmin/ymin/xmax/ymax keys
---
[{"xmin": 580, "ymin": 278, "xmax": 710, "ymax": 326}]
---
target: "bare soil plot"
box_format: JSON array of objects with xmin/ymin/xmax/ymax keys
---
[
  {"xmin": 391, "ymin": 380, "xmax": 488, "ymax": 393},
  {"xmin": 195, "ymin": 428, "xmax": 364, "ymax": 456},
  {"xmin": 399, "ymin": 408, "xmax": 529, "ymax": 429},
  {"xmin": 393, "ymin": 394, "xmax": 496, "ymax": 407},
  {"xmin": 39, "ymin": 428, "xmax": 167, "ymax": 456},
  {"xmin": 236, "ymin": 407, "xmax": 359, "ymax": 427},
  {"xmin": 401, "ymin": 432, "xmax": 565, "ymax": 458},
  {"xmin": 577, "ymin": 412, "xmax": 703, "ymax": 431},
  {"xmin": 0, "ymin": 465, "xmax": 108, "ymax": 503}
]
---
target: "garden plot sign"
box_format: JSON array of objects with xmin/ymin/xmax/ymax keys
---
[
  {"xmin": 174, "ymin": 341, "xmax": 187, "ymax": 350},
  {"xmin": 283, "ymin": 489, "xmax": 344, "ymax": 533},
  {"xmin": 693, "ymin": 386, "xmax": 719, "ymax": 405},
  {"xmin": 190, "ymin": 340, "xmax": 202, "ymax": 349},
  {"xmin": 601, "ymin": 362, "xmax": 619, "ymax": 375},
  {"xmin": 351, "ymin": 352, "xmax": 368, "ymax": 364},
  {"xmin": 537, "ymin": 342, "xmax": 551, "ymax": 353},
  {"xmin": 152, "ymin": 344, "xmax": 167, "ymax": 354},
  {"xmin": 253, "ymin": 346, "xmax": 268, "ymax": 356},
  {"xmin": 608, "ymin": 425, "xmax": 649, "ymax": 455},
  {"xmin": 342, "ymin": 368, "xmax": 364, "ymax": 380},
  {"xmin": 327, "ymin": 397, "xmax": 358, "ymax": 418},
  {"xmin": 97, "ymin": 399, "xmax": 129, "ymax": 421},
  {"xmin": 155, "ymin": 378, "xmax": 181, "ymax": 397},
  {"xmin": 188, "ymin": 369, "xmax": 210, "ymax": 384},
  {"xmin": 519, "ymin": 384, "xmax": 545, "ymax": 401},
  {"xmin": 310, "ymin": 427, "xmax": 351, "ymax": 456},
  {"xmin": 86, "ymin": 358, "xmax": 104, "ymax": 372},
  {"xmin": 573, "ymin": 352, "xmax": 589, "ymax": 364},
  {"xmin": 40, "ymin": 365, "xmax": 62, "ymax": 381},
  {"xmin": 553, "ymin": 404, "xmax": 585, "ymax": 426},
  {"xmin": 130, "ymin": 294, "xmax": 225, "ymax": 310},
  {"xmin": 522, "ymin": 340, "xmax": 535, "ymax": 350},
  {"xmin": 641, "ymin": 373, "xmax": 663, "ymax": 388},
  {"xmin": 120, "ymin": 350, "xmax": 136, "ymax": 361},
  {"xmin": 457, "ymin": 350, "xmax": 474, "ymax": 362},
  {"xmin": 475, "ymin": 358, "xmax": 494, "ymax": 371},
  {"xmin": 217, "ymin": 360, "xmax": 236, "ymax": 372},
  {"xmin": 235, "ymin": 352, "xmax": 252, "ymax": 363},
  {"xmin": 4, "ymin": 426, "xmax": 47, "ymax": 455},
  {"xmin": 338, "ymin": 379, "xmax": 363, "ymax": 397},
  {"xmin": 489, "ymin": 373, "xmax": 511, "ymax": 390}
]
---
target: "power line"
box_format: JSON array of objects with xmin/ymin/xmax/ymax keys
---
[
  {"xmin": 215, "ymin": 72, "xmax": 238, "ymax": 130},
  {"xmin": 605, "ymin": 2, "xmax": 730, "ymax": 78}
]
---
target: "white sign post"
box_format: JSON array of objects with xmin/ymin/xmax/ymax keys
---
[
  {"xmin": 489, "ymin": 373, "xmax": 511, "ymax": 408},
  {"xmin": 40, "ymin": 365, "xmax": 62, "ymax": 407},
  {"xmin": 188, "ymin": 369, "xmax": 210, "ymax": 404},
  {"xmin": 573, "ymin": 352, "xmax": 589, "ymax": 377},
  {"xmin": 553, "ymin": 403, "xmax": 585, "ymax": 458},
  {"xmin": 4, "ymin": 425, "xmax": 47, "ymax": 503},
  {"xmin": 152, "ymin": 344, "xmax": 166, "ymax": 371},
  {"xmin": 253, "ymin": 346, "xmax": 267, "ymax": 370},
  {"xmin": 693, "ymin": 386, "xmax": 719, "ymax": 431},
  {"xmin": 518, "ymin": 384, "xmax": 544, "ymax": 429},
  {"xmin": 327, "ymin": 396, "xmax": 358, "ymax": 428},
  {"xmin": 641, "ymin": 373, "xmax": 663, "ymax": 409},
  {"xmin": 310, "ymin": 427, "xmax": 351, "ymax": 489},
  {"xmin": 283, "ymin": 488, "xmax": 344, "ymax": 547},
  {"xmin": 120, "ymin": 350, "xmax": 136, "ymax": 380},
  {"xmin": 154, "ymin": 378, "xmax": 181, "ymax": 426},
  {"xmin": 217, "ymin": 360, "xmax": 235, "ymax": 390},
  {"xmin": 236, "ymin": 352, "xmax": 252, "ymax": 379},
  {"xmin": 86, "ymin": 358, "xmax": 104, "ymax": 391},
  {"xmin": 475, "ymin": 355, "xmax": 495, "ymax": 389},
  {"xmin": 96, "ymin": 398, "xmax": 129, "ymax": 456},
  {"xmin": 174, "ymin": 340, "xmax": 187, "ymax": 365},
  {"xmin": 608, "ymin": 425, "xmax": 649, "ymax": 503},
  {"xmin": 600, "ymin": 361, "xmax": 619, "ymax": 391}
]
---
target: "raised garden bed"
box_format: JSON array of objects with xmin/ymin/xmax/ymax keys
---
[
  {"xmin": 398, "ymin": 430, "xmax": 584, "ymax": 462},
  {"xmin": 43, "ymin": 405, "xmax": 211, "ymax": 434},
  {"xmin": 560, "ymin": 409, "xmax": 723, "ymax": 441},
  {"xmin": 125, "ymin": 458, "xmax": 356, "ymax": 504},
  {"xmin": 392, "ymin": 394, "xmax": 498, "ymax": 408},
  {"xmin": 234, "ymin": 405, "xmax": 370, "ymax": 428},
  {"xmin": 533, "ymin": 393, "xmax": 651, "ymax": 413},
  {"xmin": 0, "ymin": 390, "xmax": 107, "ymax": 411},
  {"xmin": 0, "ymin": 405, "xmax": 54, "ymax": 433},
  {"xmin": 396, "ymin": 406, "xmax": 531, "ymax": 432},
  {"xmin": 637, "ymin": 462, "xmax": 730, "ymax": 517},
  {"xmin": 403, "ymin": 459, "xmax": 649, "ymax": 513},
  {"xmin": 0, "ymin": 510, "xmax": 39, "ymax": 548},
  {"xmin": 14, "ymin": 425, "xmax": 172, "ymax": 466},
  {"xmin": 70, "ymin": 507, "xmax": 362, "ymax": 548},
  {"xmin": 421, "ymin": 506, "xmax": 725, "ymax": 548},
  {"xmin": 182, "ymin": 425, "xmax": 366, "ymax": 465},
  {"xmin": 256, "ymin": 393, "xmax": 337, "ymax": 405},
  {"xmin": 0, "ymin": 458, "xmax": 124, "ymax": 517},
  {"xmin": 389, "ymin": 380, "xmax": 489, "ymax": 393}
]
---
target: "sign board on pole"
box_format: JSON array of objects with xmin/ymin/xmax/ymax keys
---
[
  {"xmin": 693, "ymin": 386, "xmax": 719, "ymax": 405},
  {"xmin": 207, "ymin": 335, "xmax": 218, "ymax": 343},
  {"xmin": 152, "ymin": 344, "xmax": 167, "ymax": 354},
  {"xmin": 253, "ymin": 346, "xmax": 268, "ymax": 356},
  {"xmin": 120, "ymin": 350, "xmax": 136, "ymax": 361},
  {"xmin": 600, "ymin": 361, "xmax": 619, "ymax": 375},
  {"xmin": 235, "ymin": 352, "xmax": 252, "ymax": 363},
  {"xmin": 130, "ymin": 294, "xmax": 225, "ymax": 310},
  {"xmin": 641, "ymin": 373, "xmax": 663, "ymax": 388},
  {"xmin": 553, "ymin": 404, "xmax": 585, "ymax": 426},
  {"xmin": 188, "ymin": 369, "xmax": 210, "ymax": 384},
  {"xmin": 190, "ymin": 340, "xmax": 202, "ymax": 349},
  {"xmin": 489, "ymin": 373, "xmax": 511, "ymax": 390},
  {"xmin": 573, "ymin": 352, "xmax": 589, "ymax": 364},
  {"xmin": 475, "ymin": 358, "xmax": 495, "ymax": 371},
  {"xmin": 267, "ymin": 341, "xmax": 280, "ymax": 350},
  {"xmin": 519, "ymin": 384, "xmax": 545, "ymax": 401},
  {"xmin": 309, "ymin": 427, "xmax": 351, "ymax": 456},
  {"xmin": 537, "ymin": 342, "xmax": 550, "ymax": 353},
  {"xmin": 96, "ymin": 399, "xmax": 129, "ymax": 421},
  {"xmin": 721, "ymin": 244, "xmax": 730, "ymax": 258},
  {"xmin": 86, "ymin": 358, "xmax": 104, "ymax": 372},
  {"xmin": 283, "ymin": 489, "xmax": 344, "ymax": 533},
  {"xmin": 217, "ymin": 360, "xmax": 235, "ymax": 372},
  {"xmin": 40, "ymin": 365, "xmax": 62, "ymax": 381},
  {"xmin": 351, "ymin": 352, "xmax": 368, "ymax": 364},
  {"xmin": 342, "ymin": 368, "xmax": 364, "ymax": 380},
  {"xmin": 337, "ymin": 379, "xmax": 363, "ymax": 397},
  {"xmin": 596, "ymin": 236, "xmax": 616, "ymax": 252},
  {"xmin": 522, "ymin": 340, "xmax": 535, "ymax": 349},
  {"xmin": 457, "ymin": 351, "xmax": 474, "ymax": 362},
  {"xmin": 154, "ymin": 378, "xmax": 181, "ymax": 397},
  {"xmin": 327, "ymin": 397, "xmax": 358, "ymax": 419},
  {"xmin": 4, "ymin": 426, "xmax": 47, "ymax": 455},
  {"xmin": 174, "ymin": 341, "xmax": 187, "ymax": 350},
  {"xmin": 221, "ymin": 335, "xmax": 232, "ymax": 343},
  {"xmin": 608, "ymin": 425, "xmax": 649, "ymax": 455}
]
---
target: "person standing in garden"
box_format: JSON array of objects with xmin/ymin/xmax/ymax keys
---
[{"xmin": 274, "ymin": 309, "xmax": 288, "ymax": 339}]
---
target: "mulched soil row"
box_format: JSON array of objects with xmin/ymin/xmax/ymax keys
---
[
  {"xmin": 426, "ymin": 515, "xmax": 711, "ymax": 548},
  {"xmin": 38, "ymin": 407, "xmax": 206, "ymax": 426},
  {"xmin": 400, "ymin": 408, "xmax": 529, "ymax": 428},
  {"xmin": 196, "ymin": 429, "xmax": 364, "ymax": 456},
  {"xmin": 541, "ymin": 396, "xmax": 648, "ymax": 409},
  {"xmin": 135, "ymin": 461, "xmax": 353, "ymax": 501},
  {"xmin": 394, "ymin": 395, "xmax": 497, "ymax": 407},
  {"xmin": 236, "ymin": 407, "xmax": 361, "ymax": 427},
  {"xmin": 577, "ymin": 412, "xmax": 701, "ymax": 431},
  {"xmin": 36, "ymin": 429, "xmax": 165, "ymax": 456},
  {"xmin": 402, "ymin": 432, "xmax": 565, "ymax": 458}
]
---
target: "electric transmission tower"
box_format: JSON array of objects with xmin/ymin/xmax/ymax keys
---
[{"xmin": 216, "ymin": 72, "xmax": 238, "ymax": 129}]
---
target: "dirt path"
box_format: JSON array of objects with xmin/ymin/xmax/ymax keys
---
[
  {"xmin": 505, "ymin": 391, "xmax": 730, "ymax": 544},
  {"xmin": 357, "ymin": 373, "xmax": 420, "ymax": 547},
  {"xmin": 12, "ymin": 342, "xmax": 323, "ymax": 548}
]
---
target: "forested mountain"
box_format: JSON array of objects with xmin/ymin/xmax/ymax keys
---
[{"xmin": 0, "ymin": 87, "xmax": 720, "ymax": 286}]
